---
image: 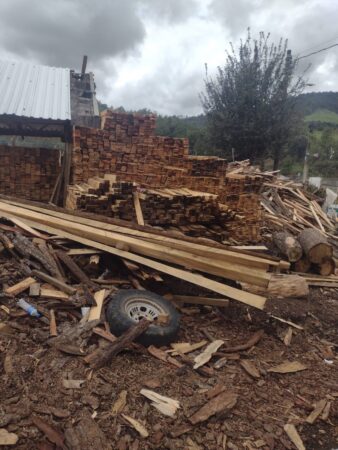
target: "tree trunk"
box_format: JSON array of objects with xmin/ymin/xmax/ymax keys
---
[
  {"xmin": 298, "ymin": 228, "xmax": 333, "ymax": 263},
  {"xmin": 312, "ymin": 257, "xmax": 335, "ymax": 276},
  {"xmin": 273, "ymin": 232, "xmax": 302, "ymax": 262},
  {"xmin": 293, "ymin": 256, "xmax": 311, "ymax": 273}
]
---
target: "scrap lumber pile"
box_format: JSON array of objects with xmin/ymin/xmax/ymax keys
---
[
  {"xmin": 0, "ymin": 146, "xmax": 59, "ymax": 202},
  {"xmin": 0, "ymin": 195, "xmax": 292, "ymax": 309}
]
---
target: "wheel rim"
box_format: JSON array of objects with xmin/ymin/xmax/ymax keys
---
[{"xmin": 125, "ymin": 297, "xmax": 166, "ymax": 322}]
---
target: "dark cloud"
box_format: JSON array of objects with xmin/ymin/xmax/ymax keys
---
[
  {"xmin": 0, "ymin": 0, "xmax": 146, "ymax": 69},
  {"xmin": 139, "ymin": 0, "xmax": 199, "ymax": 23}
]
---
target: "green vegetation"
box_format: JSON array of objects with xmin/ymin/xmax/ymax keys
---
[{"xmin": 304, "ymin": 108, "xmax": 338, "ymax": 125}]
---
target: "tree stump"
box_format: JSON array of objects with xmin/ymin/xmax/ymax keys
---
[
  {"xmin": 298, "ymin": 228, "xmax": 332, "ymax": 263},
  {"xmin": 312, "ymin": 257, "xmax": 335, "ymax": 276},
  {"xmin": 273, "ymin": 232, "xmax": 302, "ymax": 262},
  {"xmin": 293, "ymin": 256, "xmax": 311, "ymax": 273}
]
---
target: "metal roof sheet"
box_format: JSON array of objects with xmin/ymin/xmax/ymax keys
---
[{"xmin": 0, "ymin": 61, "xmax": 71, "ymax": 121}]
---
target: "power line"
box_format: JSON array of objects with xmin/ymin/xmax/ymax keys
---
[
  {"xmin": 296, "ymin": 43, "xmax": 338, "ymax": 60},
  {"xmin": 297, "ymin": 34, "xmax": 338, "ymax": 55}
]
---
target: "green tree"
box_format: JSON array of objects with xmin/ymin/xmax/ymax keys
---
[{"xmin": 201, "ymin": 30, "xmax": 307, "ymax": 168}]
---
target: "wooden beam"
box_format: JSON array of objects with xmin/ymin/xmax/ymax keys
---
[
  {"xmin": 171, "ymin": 295, "xmax": 229, "ymax": 307},
  {"xmin": 31, "ymin": 270, "xmax": 76, "ymax": 295}
]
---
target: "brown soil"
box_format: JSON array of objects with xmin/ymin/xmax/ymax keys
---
[{"xmin": 0, "ymin": 259, "xmax": 337, "ymax": 449}]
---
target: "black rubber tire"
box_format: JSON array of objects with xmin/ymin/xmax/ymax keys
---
[{"xmin": 106, "ymin": 289, "xmax": 180, "ymax": 346}]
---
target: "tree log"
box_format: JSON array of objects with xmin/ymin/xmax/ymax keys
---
[
  {"xmin": 298, "ymin": 228, "xmax": 332, "ymax": 263},
  {"xmin": 293, "ymin": 256, "xmax": 311, "ymax": 273},
  {"xmin": 268, "ymin": 274, "xmax": 309, "ymax": 298},
  {"xmin": 84, "ymin": 318, "xmax": 150, "ymax": 369},
  {"xmin": 312, "ymin": 257, "xmax": 335, "ymax": 276},
  {"xmin": 273, "ymin": 232, "xmax": 302, "ymax": 262}
]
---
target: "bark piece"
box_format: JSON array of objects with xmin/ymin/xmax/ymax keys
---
[
  {"xmin": 65, "ymin": 414, "xmax": 112, "ymax": 450},
  {"xmin": 298, "ymin": 228, "xmax": 333, "ymax": 263},
  {"xmin": 283, "ymin": 424, "xmax": 305, "ymax": 450},
  {"xmin": 147, "ymin": 345, "xmax": 183, "ymax": 368},
  {"xmin": 170, "ymin": 340, "xmax": 207, "ymax": 355},
  {"xmin": 240, "ymin": 360, "xmax": 260, "ymax": 378},
  {"xmin": 189, "ymin": 391, "xmax": 237, "ymax": 425},
  {"xmin": 31, "ymin": 269, "xmax": 76, "ymax": 295},
  {"xmin": 85, "ymin": 319, "xmax": 150, "ymax": 369},
  {"xmin": 222, "ymin": 330, "xmax": 264, "ymax": 353},
  {"xmin": 140, "ymin": 389, "xmax": 180, "ymax": 417},
  {"xmin": 56, "ymin": 250, "xmax": 97, "ymax": 288},
  {"xmin": 193, "ymin": 340, "xmax": 224, "ymax": 369},
  {"xmin": 32, "ymin": 416, "xmax": 66, "ymax": 449},
  {"xmin": 273, "ymin": 232, "xmax": 302, "ymax": 262},
  {"xmin": 268, "ymin": 361, "xmax": 307, "ymax": 374}
]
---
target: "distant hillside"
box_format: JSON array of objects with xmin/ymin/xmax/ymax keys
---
[
  {"xmin": 296, "ymin": 92, "xmax": 338, "ymax": 116},
  {"xmin": 304, "ymin": 108, "xmax": 338, "ymax": 125}
]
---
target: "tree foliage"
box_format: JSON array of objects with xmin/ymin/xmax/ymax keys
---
[{"xmin": 201, "ymin": 30, "xmax": 307, "ymax": 168}]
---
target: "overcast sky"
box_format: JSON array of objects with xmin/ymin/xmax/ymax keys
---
[{"xmin": 0, "ymin": 0, "xmax": 337, "ymax": 115}]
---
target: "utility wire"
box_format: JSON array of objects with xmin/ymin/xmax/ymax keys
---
[
  {"xmin": 297, "ymin": 34, "xmax": 338, "ymax": 55},
  {"xmin": 297, "ymin": 43, "xmax": 338, "ymax": 60}
]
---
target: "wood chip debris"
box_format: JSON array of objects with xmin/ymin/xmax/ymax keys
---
[
  {"xmin": 169, "ymin": 340, "xmax": 208, "ymax": 355},
  {"xmin": 112, "ymin": 390, "xmax": 127, "ymax": 415},
  {"xmin": 0, "ymin": 429, "xmax": 19, "ymax": 446},
  {"xmin": 189, "ymin": 391, "xmax": 238, "ymax": 425},
  {"xmin": 140, "ymin": 389, "xmax": 180, "ymax": 417},
  {"xmin": 283, "ymin": 424, "xmax": 306, "ymax": 450},
  {"xmin": 193, "ymin": 340, "xmax": 224, "ymax": 369},
  {"xmin": 122, "ymin": 414, "xmax": 149, "ymax": 438},
  {"xmin": 267, "ymin": 361, "xmax": 307, "ymax": 374}
]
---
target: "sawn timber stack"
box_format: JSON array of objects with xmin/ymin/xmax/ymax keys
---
[{"xmin": 0, "ymin": 196, "xmax": 286, "ymax": 310}]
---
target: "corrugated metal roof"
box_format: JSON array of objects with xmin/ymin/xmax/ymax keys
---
[{"xmin": 0, "ymin": 61, "xmax": 71, "ymax": 121}]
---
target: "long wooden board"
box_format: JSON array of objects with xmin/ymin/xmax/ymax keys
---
[{"xmin": 5, "ymin": 214, "xmax": 267, "ymax": 310}]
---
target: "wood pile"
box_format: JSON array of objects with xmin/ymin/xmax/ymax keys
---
[
  {"xmin": 0, "ymin": 196, "xmax": 290, "ymax": 310},
  {"xmin": 0, "ymin": 146, "xmax": 59, "ymax": 202},
  {"xmin": 66, "ymin": 178, "xmax": 237, "ymax": 236}
]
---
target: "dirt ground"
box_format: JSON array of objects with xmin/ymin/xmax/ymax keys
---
[{"xmin": 0, "ymin": 259, "xmax": 337, "ymax": 449}]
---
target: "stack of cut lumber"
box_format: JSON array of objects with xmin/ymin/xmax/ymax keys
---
[
  {"xmin": 0, "ymin": 196, "xmax": 289, "ymax": 310},
  {"xmin": 101, "ymin": 109, "xmax": 156, "ymax": 138},
  {"xmin": 0, "ymin": 146, "xmax": 59, "ymax": 202},
  {"xmin": 66, "ymin": 177, "xmax": 237, "ymax": 233},
  {"xmin": 66, "ymin": 175, "xmax": 134, "ymax": 216}
]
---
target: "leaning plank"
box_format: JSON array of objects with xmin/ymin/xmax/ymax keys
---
[
  {"xmin": 31, "ymin": 270, "xmax": 76, "ymax": 295},
  {"xmin": 8, "ymin": 215, "xmax": 46, "ymax": 238},
  {"xmin": 3, "ymin": 215, "xmax": 267, "ymax": 309},
  {"xmin": 133, "ymin": 192, "xmax": 145, "ymax": 226},
  {"xmin": 5, "ymin": 277, "xmax": 36, "ymax": 296},
  {"xmin": 67, "ymin": 248, "xmax": 103, "ymax": 256},
  {"xmin": 88, "ymin": 289, "xmax": 106, "ymax": 321}
]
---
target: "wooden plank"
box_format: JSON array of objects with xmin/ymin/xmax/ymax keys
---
[
  {"xmin": 88, "ymin": 289, "xmax": 106, "ymax": 321},
  {"xmin": 40, "ymin": 288, "xmax": 69, "ymax": 300},
  {"xmin": 7, "ymin": 216, "xmax": 46, "ymax": 238},
  {"xmin": 5, "ymin": 277, "xmax": 36, "ymax": 296},
  {"xmin": 31, "ymin": 270, "xmax": 76, "ymax": 295},
  {"xmin": 67, "ymin": 248, "xmax": 102, "ymax": 256},
  {"xmin": 171, "ymin": 295, "xmax": 229, "ymax": 307},
  {"xmin": 133, "ymin": 191, "xmax": 145, "ymax": 226},
  {"xmin": 9, "ymin": 216, "xmax": 267, "ymax": 309}
]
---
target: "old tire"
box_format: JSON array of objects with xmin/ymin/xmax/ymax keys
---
[{"xmin": 106, "ymin": 289, "xmax": 180, "ymax": 346}]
